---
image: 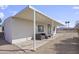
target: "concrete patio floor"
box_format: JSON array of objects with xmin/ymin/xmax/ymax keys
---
[
  {"xmin": 0, "ymin": 32, "xmax": 79, "ymax": 54},
  {"xmin": 0, "ymin": 34, "xmax": 56, "ymax": 54},
  {"xmin": 13, "ymin": 37, "xmax": 55, "ymax": 53}
]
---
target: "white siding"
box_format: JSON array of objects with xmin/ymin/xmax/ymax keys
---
[
  {"xmin": 4, "ymin": 17, "xmax": 12, "ymax": 43},
  {"xmin": 11, "ymin": 18, "xmax": 33, "ymax": 43},
  {"xmin": 4, "ymin": 17, "xmax": 55, "ymax": 44}
]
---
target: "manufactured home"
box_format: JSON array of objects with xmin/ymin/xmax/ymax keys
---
[{"xmin": 3, "ymin": 6, "xmax": 63, "ymax": 44}]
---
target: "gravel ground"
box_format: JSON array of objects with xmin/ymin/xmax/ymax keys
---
[{"xmin": 0, "ymin": 32, "xmax": 79, "ymax": 54}]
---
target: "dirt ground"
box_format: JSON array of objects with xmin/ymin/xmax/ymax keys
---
[
  {"xmin": 0, "ymin": 32, "xmax": 79, "ymax": 54},
  {"xmin": 32, "ymin": 32, "xmax": 79, "ymax": 54}
]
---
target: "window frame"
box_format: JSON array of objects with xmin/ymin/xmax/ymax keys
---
[{"xmin": 38, "ymin": 25, "xmax": 44, "ymax": 32}]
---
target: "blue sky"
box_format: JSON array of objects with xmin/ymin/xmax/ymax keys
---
[{"xmin": 0, "ymin": 5, "xmax": 79, "ymax": 27}]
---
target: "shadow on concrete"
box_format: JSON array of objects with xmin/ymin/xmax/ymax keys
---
[
  {"xmin": 0, "ymin": 32, "xmax": 10, "ymax": 46},
  {"xmin": 54, "ymin": 37, "xmax": 79, "ymax": 54}
]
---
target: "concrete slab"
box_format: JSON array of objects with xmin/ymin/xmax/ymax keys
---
[{"xmin": 14, "ymin": 37, "xmax": 54, "ymax": 51}]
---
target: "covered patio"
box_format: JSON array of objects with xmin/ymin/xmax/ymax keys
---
[{"xmin": 4, "ymin": 6, "xmax": 63, "ymax": 51}]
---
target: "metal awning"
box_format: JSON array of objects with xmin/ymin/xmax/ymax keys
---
[{"xmin": 13, "ymin": 6, "xmax": 63, "ymax": 26}]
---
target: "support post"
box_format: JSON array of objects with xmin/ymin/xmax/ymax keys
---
[
  {"xmin": 54, "ymin": 27, "xmax": 57, "ymax": 35},
  {"xmin": 33, "ymin": 10, "xmax": 36, "ymax": 51},
  {"xmin": 53, "ymin": 26, "xmax": 57, "ymax": 37}
]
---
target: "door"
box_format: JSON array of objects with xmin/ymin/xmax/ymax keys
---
[{"xmin": 47, "ymin": 24, "xmax": 51, "ymax": 34}]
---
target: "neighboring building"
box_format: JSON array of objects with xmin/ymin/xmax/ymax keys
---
[
  {"xmin": 57, "ymin": 27, "xmax": 76, "ymax": 33},
  {"xmin": 0, "ymin": 25, "xmax": 3, "ymax": 32},
  {"xmin": 3, "ymin": 6, "xmax": 63, "ymax": 44},
  {"xmin": 75, "ymin": 23, "xmax": 79, "ymax": 29},
  {"xmin": 0, "ymin": 26, "xmax": 2, "ymax": 32}
]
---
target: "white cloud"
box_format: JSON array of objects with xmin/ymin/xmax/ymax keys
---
[
  {"xmin": 0, "ymin": 12, "xmax": 5, "ymax": 19},
  {"xmin": 10, "ymin": 11, "xmax": 17, "ymax": 16},
  {"xmin": 73, "ymin": 6, "xmax": 79, "ymax": 9},
  {"xmin": 0, "ymin": 5, "xmax": 8, "ymax": 9},
  {"xmin": 75, "ymin": 12, "xmax": 79, "ymax": 14}
]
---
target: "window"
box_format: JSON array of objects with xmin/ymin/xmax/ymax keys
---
[{"xmin": 38, "ymin": 25, "xmax": 44, "ymax": 32}]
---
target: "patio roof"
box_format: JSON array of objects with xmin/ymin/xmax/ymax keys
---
[{"xmin": 13, "ymin": 6, "xmax": 64, "ymax": 26}]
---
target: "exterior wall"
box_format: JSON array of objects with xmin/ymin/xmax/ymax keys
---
[
  {"xmin": 4, "ymin": 17, "xmax": 57, "ymax": 44},
  {"xmin": 4, "ymin": 17, "xmax": 13, "ymax": 43},
  {"xmin": 11, "ymin": 18, "xmax": 33, "ymax": 43}
]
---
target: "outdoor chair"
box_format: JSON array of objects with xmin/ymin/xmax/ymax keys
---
[{"xmin": 36, "ymin": 33, "xmax": 48, "ymax": 40}]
